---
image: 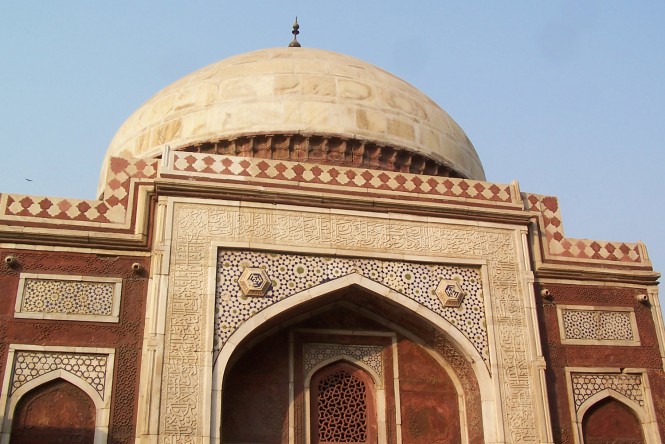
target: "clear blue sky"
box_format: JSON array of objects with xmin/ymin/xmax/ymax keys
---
[{"xmin": 1, "ymin": 1, "xmax": 663, "ymax": 277}]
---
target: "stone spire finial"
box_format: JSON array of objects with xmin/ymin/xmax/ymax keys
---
[{"xmin": 289, "ymin": 17, "xmax": 301, "ymax": 47}]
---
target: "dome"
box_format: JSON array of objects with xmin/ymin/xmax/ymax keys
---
[{"xmin": 100, "ymin": 47, "xmax": 484, "ymax": 192}]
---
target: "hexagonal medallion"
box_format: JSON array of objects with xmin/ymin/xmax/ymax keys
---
[
  {"xmin": 435, "ymin": 279, "xmax": 465, "ymax": 307},
  {"xmin": 238, "ymin": 267, "xmax": 271, "ymax": 297}
]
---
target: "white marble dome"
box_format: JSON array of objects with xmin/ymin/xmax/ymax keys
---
[{"xmin": 101, "ymin": 47, "xmax": 484, "ymax": 191}]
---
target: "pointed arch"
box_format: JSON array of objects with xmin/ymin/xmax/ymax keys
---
[
  {"xmin": 9, "ymin": 370, "xmax": 104, "ymax": 411},
  {"xmin": 0, "ymin": 346, "xmax": 114, "ymax": 444},
  {"xmin": 568, "ymin": 377, "xmax": 661, "ymax": 444},
  {"xmin": 10, "ymin": 378, "xmax": 96, "ymax": 444},
  {"xmin": 3, "ymin": 372, "xmax": 104, "ymax": 444},
  {"xmin": 579, "ymin": 392, "xmax": 646, "ymax": 444},
  {"xmin": 578, "ymin": 389, "xmax": 646, "ymax": 424},
  {"xmin": 211, "ymin": 273, "xmax": 497, "ymax": 443},
  {"xmin": 304, "ymin": 356, "xmax": 382, "ymax": 389}
]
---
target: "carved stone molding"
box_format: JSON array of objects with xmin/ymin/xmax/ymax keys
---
[{"xmin": 180, "ymin": 133, "xmax": 466, "ymax": 178}]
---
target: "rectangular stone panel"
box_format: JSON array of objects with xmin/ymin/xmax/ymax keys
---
[
  {"xmin": 14, "ymin": 273, "xmax": 122, "ymax": 322},
  {"xmin": 557, "ymin": 305, "xmax": 639, "ymax": 345}
]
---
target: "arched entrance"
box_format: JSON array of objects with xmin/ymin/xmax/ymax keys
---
[
  {"xmin": 219, "ymin": 285, "xmax": 484, "ymax": 444},
  {"xmin": 10, "ymin": 379, "xmax": 96, "ymax": 444}
]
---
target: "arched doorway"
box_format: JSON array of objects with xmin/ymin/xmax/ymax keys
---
[
  {"xmin": 10, "ymin": 379, "xmax": 96, "ymax": 444},
  {"xmin": 582, "ymin": 397, "xmax": 644, "ymax": 444},
  {"xmin": 219, "ymin": 286, "xmax": 482, "ymax": 443}
]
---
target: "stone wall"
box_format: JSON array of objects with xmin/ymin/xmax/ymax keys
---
[{"xmin": 0, "ymin": 248, "xmax": 149, "ymax": 443}]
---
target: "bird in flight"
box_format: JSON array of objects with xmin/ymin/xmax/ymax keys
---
[{"xmin": 25, "ymin": 178, "xmax": 32, "ymax": 182}]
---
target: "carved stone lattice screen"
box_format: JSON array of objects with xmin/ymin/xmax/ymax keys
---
[{"xmin": 317, "ymin": 370, "xmax": 368, "ymax": 443}]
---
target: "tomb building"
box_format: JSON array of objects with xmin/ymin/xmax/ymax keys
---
[{"xmin": 0, "ymin": 43, "xmax": 663, "ymax": 444}]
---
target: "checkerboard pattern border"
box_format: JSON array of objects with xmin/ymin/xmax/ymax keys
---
[
  {"xmin": 523, "ymin": 193, "xmax": 643, "ymax": 264},
  {"xmin": 169, "ymin": 152, "xmax": 519, "ymax": 205},
  {"xmin": 0, "ymin": 158, "xmax": 157, "ymax": 226},
  {"xmin": 0, "ymin": 150, "xmax": 650, "ymax": 267}
]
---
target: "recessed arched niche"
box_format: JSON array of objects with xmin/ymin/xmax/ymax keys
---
[
  {"xmin": 219, "ymin": 286, "xmax": 480, "ymax": 444},
  {"xmin": 11, "ymin": 379, "xmax": 96, "ymax": 444},
  {"xmin": 582, "ymin": 396, "xmax": 645, "ymax": 444}
]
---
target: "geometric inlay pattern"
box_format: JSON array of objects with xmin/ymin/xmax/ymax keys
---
[
  {"xmin": 304, "ymin": 344, "xmax": 383, "ymax": 378},
  {"xmin": 317, "ymin": 370, "xmax": 367, "ymax": 443},
  {"xmin": 19, "ymin": 278, "xmax": 116, "ymax": 316},
  {"xmin": 173, "ymin": 152, "xmax": 516, "ymax": 206},
  {"xmin": 523, "ymin": 193, "xmax": 643, "ymax": 263},
  {"xmin": 562, "ymin": 309, "xmax": 634, "ymax": 341},
  {"xmin": 2, "ymin": 157, "xmax": 157, "ymax": 225},
  {"xmin": 237, "ymin": 267, "xmax": 271, "ymax": 297},
  {"xmin": 571, "ymin": 373, "xmax": 644, "ymax": 411},
  {"xmin": 216, "ymin": 250, "xmax": 487, "ymax": 365},
  {"xmin": 10, "ymin": 351, "xmax": 109, "ymax": 399}
]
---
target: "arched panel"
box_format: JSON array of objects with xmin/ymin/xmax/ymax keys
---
[
  {"xmin": 10, "ymin": 379, "xmax": 96, "ymax": 444},
  {"xmin": 398, "ymin": 339, "xmax": 462, "ymax": 444},
  {"xmin": 219, "ymin": 288, "xmax": 485, "ymax": 444},
  {"xmin": 582, "ymin": 396, "xmax": 644, "ymax": 444},
  {"xmin": 0, "ymin": 347, "xmax": 114, "ymax": 444},
  {"xmin": 220, "ymin": 331, "xmax": 290, "ymax": 444}
]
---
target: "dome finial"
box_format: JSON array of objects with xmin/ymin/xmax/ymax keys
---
[{"xmin": 289, "ymin": 17, "xmax": 301, "ymax": 47}]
